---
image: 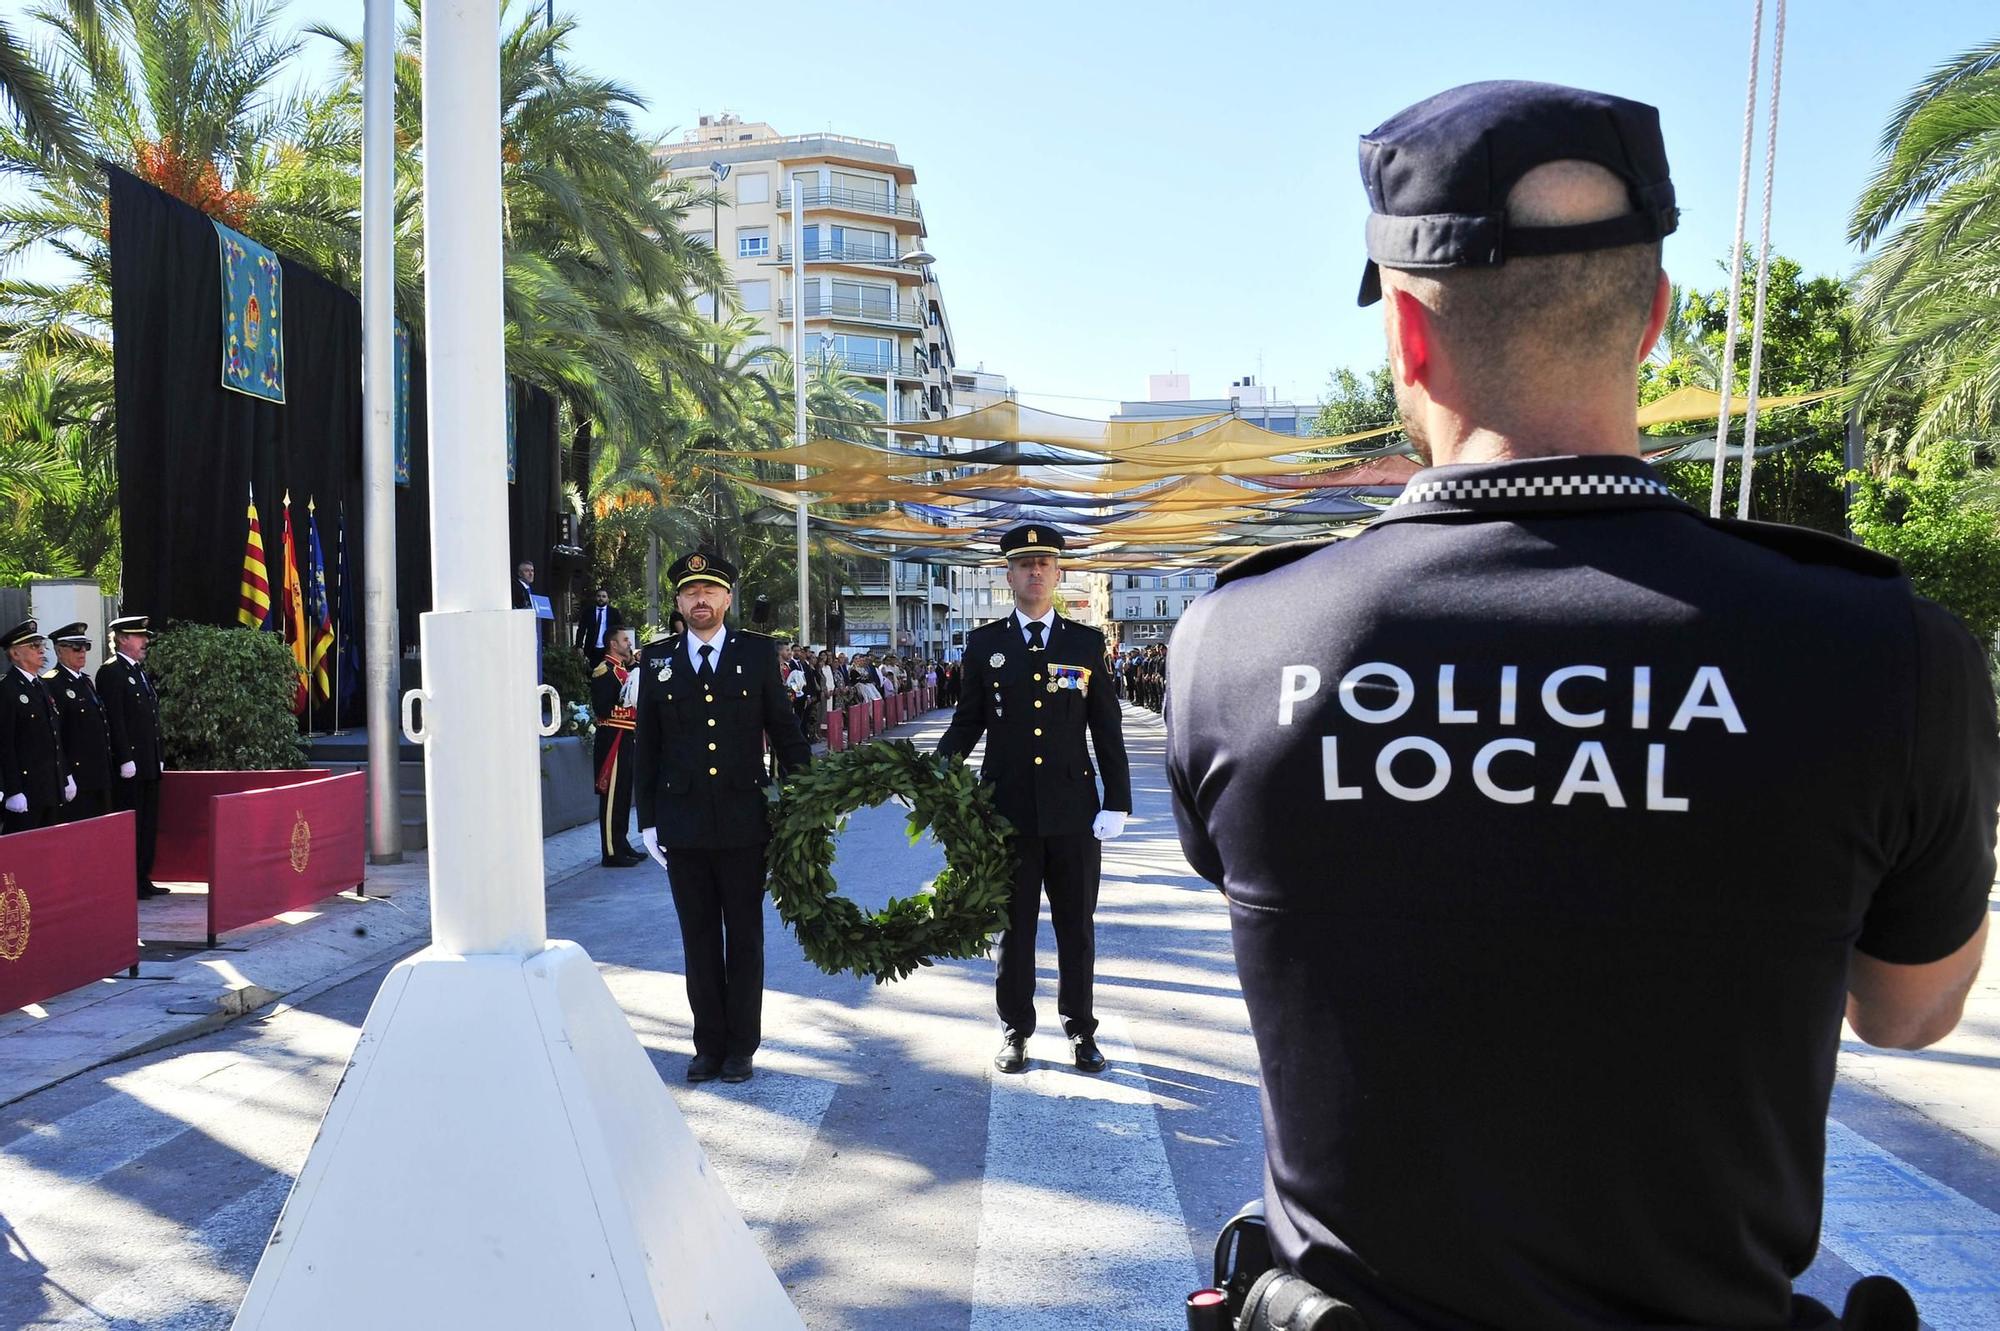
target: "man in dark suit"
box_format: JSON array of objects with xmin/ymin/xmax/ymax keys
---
[
  {"xmin": 633, "ymin": 552, "xmax": 811, "ymax": 1085},
  {"xmin": 591, "ymin": 629, "xmax": 643, "ymax": 867},
  {"xmin": 936, "ymin": 524, "xmax": 1132, "ymax": 1075},
  {"xmin": 45, "ymin": 623, "xmax": 112, "ymax": 822},
  {"xmin": 98, "ymin": 615, "xmax": 165, "ymax": 897},
  {"xmin": 573, "ymin": 587, "xmax": 626, "ymax": 669},
  {"xmin": 512, "ymin": 560, "xmax": 537, "ymax": 610},
  {"xmin": 1, "ymin": 619, "xmax": 71, "ymax": 834}
]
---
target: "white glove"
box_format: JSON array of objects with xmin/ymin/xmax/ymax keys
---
[
  {"xmin": 63, "ymin": 776, "xmax": 76, "ymax": 803},
  {"xmin": 119, "ymin": 761, "xmax": 136, "ymax": 779},
  {"xmin": 1092, "ymin": 809, "xmax": 1128, "ymax": 841},
  {"xmin": 641, "ymin": 826, "xmax": 668, "ymax": 869},
  {"xmin": 3, "ymin": 794, "xmax": 25, "ymax": 814}
]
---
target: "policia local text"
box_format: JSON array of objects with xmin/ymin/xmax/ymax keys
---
[{"xmin": 1280, "ymin": 662, "xmax": 1746, "ymax": 810}]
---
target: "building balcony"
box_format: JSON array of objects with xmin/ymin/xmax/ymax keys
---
[
  {"xmin": 777, "ymin": 297, "xmax": 926, "ymax": 330},
  {"xmin": 778, "ymin": 186, "xmax": 924, "ymax": 225},
  {"xmin": 775, "ymin": 244, "xmax": 927, "ymax": 280},
  {"xmin": 813, "ymin": 352, "xmax": 926, "ymax": 379}
]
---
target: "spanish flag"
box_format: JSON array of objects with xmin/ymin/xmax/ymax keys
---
[
  {"xmin": 279, "ymin": 493, "xmax": 309, "ymax": 714},
  {"xmin": 237, "ymin": 489, "xmax": 272, "ymax": 629}
]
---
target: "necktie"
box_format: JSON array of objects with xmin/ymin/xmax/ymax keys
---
[
  {"xmin": 596, "ymin": 607, "xmax": 607, "ymax": 647},
  {"xmin": 1026, "ymin": 621, "xmax": 1046, "ymax": 652},
  {"xmin": 138, "ymin": 667, "xmax": 154, "ymax": 699},
  {"xmin": 698, "ymin": 643, "xmax": 715, "ymax": 682}
]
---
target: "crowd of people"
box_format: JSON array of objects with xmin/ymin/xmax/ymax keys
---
[
  {"xmin": 1115, "ymin": 644, "xmax": 1167, "ymax": 712},
  {"xmin": 775, "ymin": 644, "xmax": 955, "ymax": 742}
]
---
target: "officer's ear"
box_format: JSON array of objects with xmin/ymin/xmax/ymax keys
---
[
  {"xmin": 1389, "ymin": 287, "xmax": 1431, "ymax": 389},
  {"xmin": 1638, "ymin": 269, "xmax": 1672, "ymax": 368}
]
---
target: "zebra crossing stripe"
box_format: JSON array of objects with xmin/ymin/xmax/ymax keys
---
[
  {"xmin": 669, "ymin": 1067, "xmax": 837, "ymax": 1237},
  {"xmin": 1818, "ymin": 1119, "xmax": 2000, "ymax": 1330},
  {"xmin": 970, "ymin": 1016, "xmax": 1200, "ymax": 1330}
]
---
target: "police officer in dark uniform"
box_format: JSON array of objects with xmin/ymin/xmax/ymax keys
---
[
  {"xmin": 632, "ymin": 552, "xmax": 810, "ymax": 1085},
  {"xmin": 591, "ymin": 628, "xmax": 643, "ymax": 867},
  {"xmin": 937, "ymin": 524, "xmax": 1132, "ymax": 1076},
  {"xmin": 45, "ymin": 623, "xmax": 113, "ymax": 823},
  {"xmin": 1167, "ymin": 82, "xmax": 1995, "ymax": 1331},
  {"xmin": 1, "ymin": 619, "xmax": 72, "ymax": 834},
  {"xmin": 98, "ymin": 615, "xmax": 166, "ymax": 897}
]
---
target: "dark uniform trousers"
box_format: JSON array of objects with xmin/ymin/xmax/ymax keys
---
[
  {"xmin": 632, "ymin": 629, "xmax": 811, "ymax": 1063},
  {"xmin": 98, "ymin": 656, "xmax": 162, "ymax": 892},
  {"xmin": 61, "ymin": 789, "xmax": 110, "ymax": 823},
  {"xmin": 937, "ymin": 613, "xmax": 1132, "ymax": 1042},
  {"xmin": 1, "ymin": 805, "xmax": 59, "ymax": 835}
]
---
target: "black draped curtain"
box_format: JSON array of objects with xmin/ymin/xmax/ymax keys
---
[{"xmin": 109, "ymin": 168, "xmax": 558, "ymax": 718}]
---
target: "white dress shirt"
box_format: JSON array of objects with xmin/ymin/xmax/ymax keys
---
[
  {"xmin": 1014, "ymin": 608, "xmax": 1056, "ymax": 646},
  {"xmin": 685, "ymin": 625, "xmax": 728, "ymax": 674}
]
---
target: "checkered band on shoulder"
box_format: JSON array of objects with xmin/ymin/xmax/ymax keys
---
[{"xmin": 1392, "ymin": 473, "xmax": 1677, "ymax": 508}]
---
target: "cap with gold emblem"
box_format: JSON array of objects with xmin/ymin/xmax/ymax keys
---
[
  {"xmin": 669, "ymin": 551, "xmax": 735, "ymax": 592},
  {"xmin": 49, "ymin": 623, "xmax": 92, "ymax": 648},
  {"xmin": 1, "ymin": 618, "xmax": 45, "ymax": 650},
  {"xmin": 107, "ymin": 615, "xmax": 154, "ymax": 639},
  {"xmin": 999, "ymin": 524, "xmax": 1066, "ymax": 560}
]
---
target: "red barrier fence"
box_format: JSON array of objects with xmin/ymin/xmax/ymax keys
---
[
  {"xmin": 154, "ymin": 769, "xmax": 334, "ymax": 882},
  {"xmin": 825, "ymin": 708, "xmax": 846, "ymax": 752},
  {"xmin": 0, "ymin": 812, "xmax": 138, "ymax": 1011},
  {"xmin": 869, "ymin": 698, "xmax": 884, "ymax": 734},
  {"xmin": 206, "ymin": 772, "xmax": 366, "ymax": 943}
]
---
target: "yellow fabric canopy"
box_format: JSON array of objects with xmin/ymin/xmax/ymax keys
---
[
  {"xmin": 1635, "ymin": 385, "xmax": 1842, "ymax": 428},
  {"xmin": 913, "ymin": 400, "xmax": 1229, "ymax": 450}
]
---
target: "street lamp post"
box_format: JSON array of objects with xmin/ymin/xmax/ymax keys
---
[
  {"xmin": 361, "ymin": 0, "xmax": 400, "ymax": 865},
  {"xmin": 891, "ymin": 248, "xmax": 935, "ymax": 663},
  {"xmin": 793, "ymin": 191, "xmax": 809, "ymax": 643}
]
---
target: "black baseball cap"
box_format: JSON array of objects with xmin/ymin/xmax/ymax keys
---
[{"xmin": 1357, "ymin": 80, "xmax": 1678, "ymax": 305}]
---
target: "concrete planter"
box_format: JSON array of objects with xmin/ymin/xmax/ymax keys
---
[{"xmin": 540, "ymin": 735, "xmax": 598, "ymax": 835}]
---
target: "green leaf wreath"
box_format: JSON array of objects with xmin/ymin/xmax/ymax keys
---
[{"xmin": 767, "ymin": 740, "xmax": 1014, "ymax": 984}]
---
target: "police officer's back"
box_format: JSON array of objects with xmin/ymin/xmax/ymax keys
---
[{"xmin": 1167, "ymin": 83, "xmax": 1997, "ymax": 1331}]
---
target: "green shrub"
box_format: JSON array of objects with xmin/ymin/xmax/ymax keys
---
[
  {"xmin": 150, "ymin": 624, "xmax": 308, "ymax": 770},
  {"xmin": 1848, "ymin": 442, "xmax": 2000, "ymax": 644},
  {"xmin": 542, "ymin": 642, "xmax": 594, "ymax": 737}
]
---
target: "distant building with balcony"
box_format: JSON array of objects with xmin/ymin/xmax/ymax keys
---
[
  {"xmin": 1115, "ymin": 375, "xmax": 1312, "ymax": 435},
  {"xmin": 655, "ymin": 113, "xmax": 958, "ymax": 425},
  {"xmin": 1107, "ymin": 571, "xmax": 1215, "ymax": 645}
]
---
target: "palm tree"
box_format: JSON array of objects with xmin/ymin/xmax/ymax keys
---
[{"xmin": 1849, "ymin": 35, "xmax": 2000, "ymax": 445}]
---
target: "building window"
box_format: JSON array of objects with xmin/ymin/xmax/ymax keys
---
[
  {"xmin": 1124, "ymin": 598, "xmax": 1140, "ymax": 617},
  {"xmin": 737, "ymin": 227, "xmax": 769, "ymax": 258},
  {"xmin": 829, "ymin": 333, "xmax": 891, "ymax": 372},
  {"xmin": 738, "ymin": 279, "xmax": 770, "ymax": 313},
  {"xmin": 1155, "ymin": 598, "xmax": 1169, "ymax": 618},
  {"xmin": 735, "ymin": 172, "xmax": 769, "ymax": 206}
]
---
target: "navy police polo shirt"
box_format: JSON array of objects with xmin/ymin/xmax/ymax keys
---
[{"xmin": 1166, "ymin": 454, "xmax": 1998, "ymax": 1330}]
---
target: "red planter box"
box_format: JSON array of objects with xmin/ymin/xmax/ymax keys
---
[{"xmin": 0, "ymin": 813, "xmax": 138, "ymax": 1011}]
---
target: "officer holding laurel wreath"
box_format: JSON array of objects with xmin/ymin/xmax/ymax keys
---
[
  {"xmin": 633, "ymin": 552, "xmax": 810, "ymax": 1085},
  {"xmin": 937, "ymin": 524, "xmax": 1131, "ymax": 1075}
]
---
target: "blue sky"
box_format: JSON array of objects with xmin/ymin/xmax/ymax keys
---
[{"xmin": 31, "ymin": 0, "xmax": 2000, "ymax": 417}]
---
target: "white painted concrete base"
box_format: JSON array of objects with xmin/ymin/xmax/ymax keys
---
[{"xmin": 231, "ymin": 941, "xmax": 804, "ymax": 1330}]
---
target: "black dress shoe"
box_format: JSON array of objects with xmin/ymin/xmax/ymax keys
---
[
  {"xmin": 608, "ymin": 852, "xmax": 645, "ymax": 867},
  {"xmin": 137, "ymin": 883, "xmax": 167, "ymax": 899},
  {"xmin": 1071, "ymin": 1035, "xmax": 1107, "ymax": 1074},
  {"xmin": 719, "ymin": 1055, "xmax": 754, "ymax": 1083},
  {"xmin": 993, "ymin": 1036, "xmax": 1027, "ymax": 1074},
  {"xmin": 686, "ymin": 1053, "xmax": 722, "ymax": 1084}
]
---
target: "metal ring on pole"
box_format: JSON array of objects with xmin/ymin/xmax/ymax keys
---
[
  {"xmin": 401, "ymin": 688, "xmax": 430, "ymax": 745},
  {"xmin": 536, "ymin": 684, "xmax": 563, "ymax": 737}
]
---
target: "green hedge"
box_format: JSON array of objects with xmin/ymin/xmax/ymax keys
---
[{"xmin": 150, "ymin": 624, "xmax": 308, "ymax": 770}]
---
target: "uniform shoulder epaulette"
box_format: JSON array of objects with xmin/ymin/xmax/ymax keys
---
[
  {"xmin": 39, "ymin": 669, "xmax": 57, "ymax": 681},
  {"xmin": 1699, "ymin": 516, "xmax": 1902, "ymax": 579},
  {"xmin": 1215, "ymin": 538, "xmax": 1336, "ymax": 588},
  {"xmin": 590, "ymin": 660, "xmax": 610, "ymax": 678},
  {"xmin": 735, "ymin": 628, "xmax": 773, "ymax": 645}
]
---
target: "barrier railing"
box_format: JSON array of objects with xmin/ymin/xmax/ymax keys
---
[
  {"xmin": 206, "ymin": 772, "xmax": 366, "ymax": 945},
  {"xmin": 0, "ymin": 812, "xmax": 138, "ymax": 1011},
  {"xmin": 155, "ymin": 769, "xmax": 334, "ymax": 882}
]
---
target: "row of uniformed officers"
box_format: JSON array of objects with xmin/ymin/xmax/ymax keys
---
[{"xmin": 1, "ymin": 616, "xmax": 166, "ymax": 896}]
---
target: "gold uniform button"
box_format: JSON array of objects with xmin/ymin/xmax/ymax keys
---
[
  {"xmin": 708, "ymin": 767, "xmax": 718, "ymax": 776},
  {"xmin": 707, "ymin": 718, "xmax": 717, "ymax": 727},
  {"xmin": 1033, "ymin": 756, "xmax": 1043, "ymax": 766},
  {"xmin": 1033, "ymin": 673, "xmax": 1042, "ymax": 681},
  {"xmin": 1033, "ymin": 700, "xmax": 1043, "ymax": 709},
  {"xmin": 705, "ymin": 694, "xmax": 714, "ymax": 703},
  {"xmin": 707, "ymin": 742, "xmax": 717, "ymax": 751},
  {"xmin": 1034, "ymin": 727, "xmax": 1043, "ymax": 736}
]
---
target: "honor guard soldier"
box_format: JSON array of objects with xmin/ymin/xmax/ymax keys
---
[
  {"xmin": 1, "ymin": 619, "xmax": 72, "ymax": 834},
  {"xmin": 98, "ymin": 615, "xmax": 166, "ymax": 898},
  {"xmin": 46, "ymin": 623, "xmax": 113, "ymax": 823},
  {"xmin": 936, "ymin": 524, "xmax": 1132, "ymax": 1076},
  {"xmin": 1167, "ymin": 83, "xmax": 1996, "ymax": 1331},
  {"xmin": 591, "ymin": 628, "xmax": 643, "ymax": 867},
  {"xmin": 632, "ymin": 552, "xmax": 810, "ymax": 1085}
]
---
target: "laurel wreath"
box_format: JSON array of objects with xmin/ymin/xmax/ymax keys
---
[{"xmin": 767, "ymin": 739, "xmax": 1014, "ymax": 984}]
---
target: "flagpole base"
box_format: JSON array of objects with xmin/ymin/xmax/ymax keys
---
[{"xmin": 232, "ymin": 940, "xmax": 804, "ymax": 1330}]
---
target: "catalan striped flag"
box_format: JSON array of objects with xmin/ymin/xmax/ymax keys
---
[
  {"xmin": 304, "ymin": 499, "xmax": 336, "ymax": 704},
  {"xmin": 237, "ymin": 489, "xmax": 272, "ymax": 629},
  {"xmin": 279, "ymin": 493, "xmax": 309, "ymax": 714}
]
